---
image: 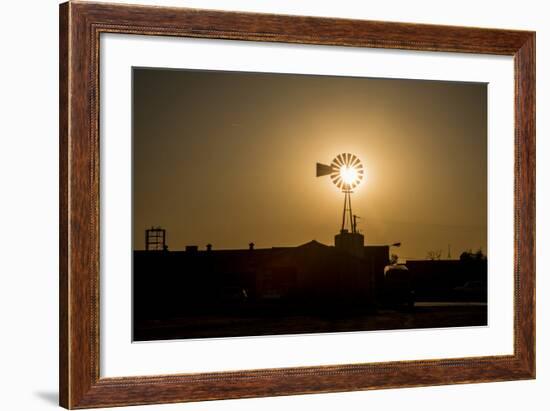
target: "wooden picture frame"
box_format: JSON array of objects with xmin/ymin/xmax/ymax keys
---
[{"xmin": 59, "ymin": 1, "xmax": 535, "ymax": 408}]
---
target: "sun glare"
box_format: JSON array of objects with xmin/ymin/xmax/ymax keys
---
[{"xmin": 340, "ymin": 166, "xmax": 358, "ymax": 185}]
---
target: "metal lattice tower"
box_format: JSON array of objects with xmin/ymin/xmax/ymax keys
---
[
  {"xmin": 341, "ymin": 190, "xmax": 354, "ymax": 233},
  {"xmin": 145, "ymin": 227, "xmax": 166, "ymax": 251}
]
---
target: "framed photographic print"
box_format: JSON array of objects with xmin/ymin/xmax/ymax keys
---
[{"xmin": 59, "ymin": 1, "xmax": 535, "ymax": 409}]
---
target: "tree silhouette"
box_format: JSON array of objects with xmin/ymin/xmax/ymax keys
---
[
  {"xmin": 426, "ymin": 249, "xmax": 442, "ymax": 260},
  {"xmin": 460, "ymin": 248, "xmax": 486, "ymax": 262}
]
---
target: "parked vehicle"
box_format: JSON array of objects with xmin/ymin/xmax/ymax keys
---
[
  {"xmin": 382, "ymin": 264, "xmax": 415, "ymax": 309},
  {"xmin": 453, "ymin": 280, "xmax": 486, "ymax": 301},
  {"xmin": 219, "ymin": 286, "xmax": 249, "ymax": 304}
]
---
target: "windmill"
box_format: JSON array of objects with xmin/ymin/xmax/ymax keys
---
[{"xmin": 316, "ymin": 153, "xmax": 364, "ymax": 234}]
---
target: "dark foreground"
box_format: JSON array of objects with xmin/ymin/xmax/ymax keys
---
[{"xmin": 134, "ymin": 303, "xmax": 487, "ymax": 341}]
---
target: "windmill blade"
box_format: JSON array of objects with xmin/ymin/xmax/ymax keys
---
[
  {"xmin": 344, "ymin": 153, "xmax": 351, "ymax": 165},
  {"xmin": 316, "ymin": 162, "xmax": 333, "ymax": 177},
  {"xmin": 333, "ymin": 154, "xmax": 344, "ymax": 167}
]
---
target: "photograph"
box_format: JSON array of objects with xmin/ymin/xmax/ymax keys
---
[{"xmin": 132, "ymin": 67, "xmax": 488, "ymax": 341}]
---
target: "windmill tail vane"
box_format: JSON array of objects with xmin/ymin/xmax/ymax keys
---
[{"xmin": 316, "ymin": 162, "xmax": 334, "ymax": 177}]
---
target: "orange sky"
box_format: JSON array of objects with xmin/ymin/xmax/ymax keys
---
[{"xmin": 133, "ymin": 68, "xmax": 487, "ymax": 260}]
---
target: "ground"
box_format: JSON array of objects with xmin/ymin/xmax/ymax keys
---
[{"xmin": 134, "ymin": 302, "xmax": 487, "ymax": 341}]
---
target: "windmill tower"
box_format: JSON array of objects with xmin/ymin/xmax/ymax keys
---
[{"xmin": 316, "ymin": 153, "xmax": 365, "ymax": 257}]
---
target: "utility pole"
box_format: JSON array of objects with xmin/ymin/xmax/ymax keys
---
[{"xmin": 352, "ymin": 215, "xmax": 360, "ymax": 234}]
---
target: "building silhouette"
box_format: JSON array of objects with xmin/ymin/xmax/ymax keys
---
[
  {"xmin": 133, "ymin": 225, "xmax": 487, "ymax": 340},
  {"xmin": 134, "ymin": 231, "xmax": 389, "ymax": 322}
]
